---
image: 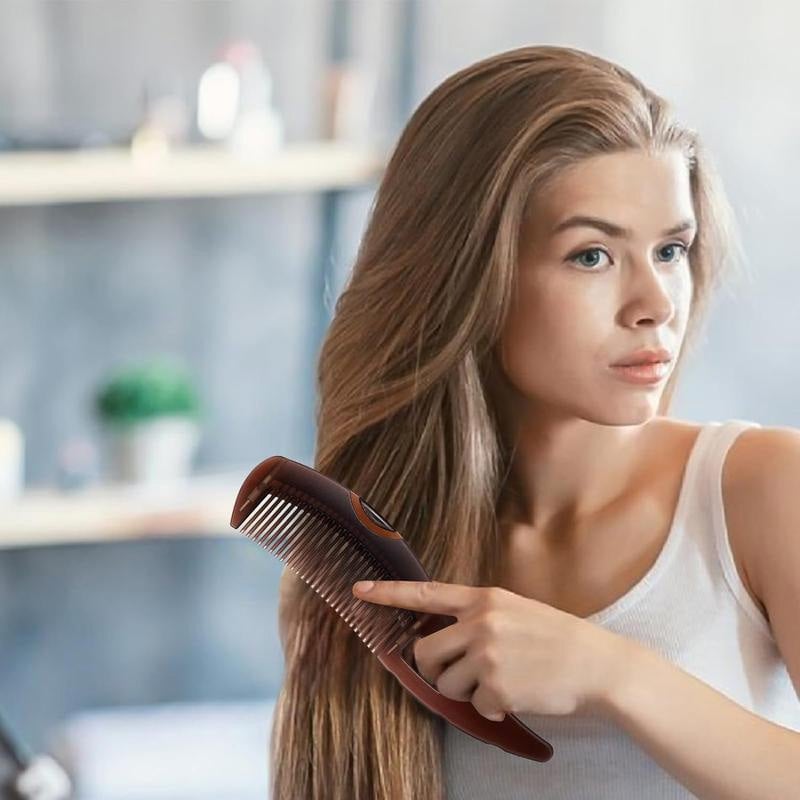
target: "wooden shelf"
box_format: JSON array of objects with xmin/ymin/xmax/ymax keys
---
[
  {"xmin": 0, "ymin": 140, "xmax": 386, "ymax": 206},
  {"xmin": 0, "ymin": 470, "xmax": 251, "ymax": 548}
]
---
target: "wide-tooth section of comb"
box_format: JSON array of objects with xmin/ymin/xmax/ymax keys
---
[{"xmin": 240, "ymin": 482, "xmax": 419, "ymax": 654}]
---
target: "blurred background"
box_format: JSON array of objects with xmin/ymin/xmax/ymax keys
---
[{"xmin": 0, "ymin": 1, "xmax": 797, "ymax": 798}]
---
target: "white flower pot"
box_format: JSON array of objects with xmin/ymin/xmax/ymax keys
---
[{"xmin": 106, "ymin": 415, "xmax": 201, "ymax": 484}]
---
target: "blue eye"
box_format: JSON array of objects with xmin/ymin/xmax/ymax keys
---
[
  {"xmin": 568, "ymin": 248, "xmax": 611, "ymax": 269},
  {"xmin": 658, "ymin": 243, "xmax": 689, "ymax": 263},
  {"xmin": 567, "ymin": 243, "xmax": 689, "ymax": 271}
]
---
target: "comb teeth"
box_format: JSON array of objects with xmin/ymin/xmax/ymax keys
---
[{"xmin": 240, "ymin": 482, "xmax": 416, "ymax": 654}]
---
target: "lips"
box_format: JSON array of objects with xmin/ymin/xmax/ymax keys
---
[
  {"xmin": 611, "ymin": 347, "xmax": 672, "ymax": 367},
  {"xmin": 609, "ymin": 360, "xmax": 671, "ymax": 385}
]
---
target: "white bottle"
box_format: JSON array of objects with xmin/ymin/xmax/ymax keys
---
[
  {"xmin": 0, "ymin": 418, "xmax": 24, "ymax": 502},
  {"xmin": 197, "ymin": 40, "xmax": 284, "ymax": 159}
]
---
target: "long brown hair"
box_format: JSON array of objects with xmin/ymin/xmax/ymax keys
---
[{"xmin": 269, "ymin": 44, "xmax": 744, "ymax": 799}]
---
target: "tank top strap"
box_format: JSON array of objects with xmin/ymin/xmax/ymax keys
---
[
  {"xmin": 693, "ymin": 419, "xmax": 762, "ymax": 486},
  {"xmin": 697, "ymin": 418, "xmax": 771, "ymax": 638}
]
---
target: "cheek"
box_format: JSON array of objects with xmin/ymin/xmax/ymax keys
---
[
  {"xmin": 660, "ymin": 268, "xmax": 693, "ymax": 336},
  {"xmin": 677, "ymin": 270, "xmax": 694, "ymax": 319},
  {"xmin": 499, "ymin": 284, "xmax": 607, "ymax": 384}
]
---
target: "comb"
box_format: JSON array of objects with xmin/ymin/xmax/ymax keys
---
[{"xmin": 230, "ymin": 455, "xmax": 554, "ymax": 763}]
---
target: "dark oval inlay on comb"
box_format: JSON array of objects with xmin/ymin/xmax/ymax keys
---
[{"xmin": 359, "ymin": 497, "xmax": 397, "ymax": 531}]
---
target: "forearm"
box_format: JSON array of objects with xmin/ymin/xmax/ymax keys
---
[{"xmin": 600, "ymin": 638, "xmax": 800, "ymax": 800}]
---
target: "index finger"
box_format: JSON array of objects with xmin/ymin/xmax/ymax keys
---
[{"xmin": 351, "ymin": 579, "xmax": 471, "ymax": 616}]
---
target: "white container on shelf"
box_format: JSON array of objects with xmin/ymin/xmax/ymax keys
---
[
  {"xmin": 0, "ymin": 418, "xmax": 24, "ymax": 501},
  {"xmin": 197, "ymin": 39, "xmax": 284, "ymax": 160},
  {"xmin": 105, "ymin": 415, "xmax": 200, "ymax": 485}
]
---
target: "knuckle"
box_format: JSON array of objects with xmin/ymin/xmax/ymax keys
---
[
  {"xmin": 487, "ymin": 586, "xmax": 507, "ymax": 606},
  {"xmin": 420, "ymin": 665, "xmax": 436, "ymax": 685},
  {"xmin": 422, "ymin": 581, "xmax": 439, "ymax": 599},
  {"xmin": 475, "ymin": 609, "xmax": 502, "ymax": 636},
  {"xmin": 412, "ymin": 639, "xmax": 427, "ymax": 669},
  {"xmin": 479, "ymin": 646, "xmax": 503, "ymax": 672},
  {"xmin": 436, "ymin": 673, "xmax": 456, "ymax": 698},
  {"xmin": 474, "ymin": 589, "xmax": 497, "ymax": 612}
]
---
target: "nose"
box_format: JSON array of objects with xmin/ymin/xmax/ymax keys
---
[{"xmin": 618, "ymin": 258, "xmax": 677, "ymax": 328}]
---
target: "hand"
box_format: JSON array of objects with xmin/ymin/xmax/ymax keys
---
[{"xmin": 352, "ymin": 579, "xmax": 633, "ymax": 722}]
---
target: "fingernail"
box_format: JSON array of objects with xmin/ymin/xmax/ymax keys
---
[
  {"xmin": 354, "ymin": 580, "xmax": 374, "ymax": 593},
  {"xmin": 487, "ymin": 712, "xmax": 504, "ymax": 722}
]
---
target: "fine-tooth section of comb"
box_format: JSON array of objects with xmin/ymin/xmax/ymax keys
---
[
  {"xmin": 230, "ymin": 455, "xmax": 554, "ymax": 763},
  {"xmin": 239, "ymin": 484, "xmax": 417, "ymax": 654}
]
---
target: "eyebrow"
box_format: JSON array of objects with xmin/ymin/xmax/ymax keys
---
[{"xmin": 552, "ymin": 215, "xmax": 697, "ymax": 239}]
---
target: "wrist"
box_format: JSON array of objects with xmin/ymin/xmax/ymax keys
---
[{"xmin": 585, "ymin": 629, "xmax": 649, "ymax": 719}]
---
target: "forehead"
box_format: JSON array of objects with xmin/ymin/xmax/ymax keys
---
[{"xmin": 526, "ymin": 149, "xmax": 694, "ymax": 238}]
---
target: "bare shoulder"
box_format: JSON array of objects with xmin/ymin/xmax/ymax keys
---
[
  {"xmin": 720, "ymin": 423, "xmax": 800, "ymax": 614},
  {"xmin": 646, "ymin": 415, "xmax": 704, "ymax": 442},
  {"xmin": 720, "ymin": 423, "xmax": 800, "ymax": 690},
  {"xmin": 645, "ymin": 416, "xmax": 705, "ymax": 466}
]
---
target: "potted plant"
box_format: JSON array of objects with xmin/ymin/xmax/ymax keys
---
[{"xmin": 94, "ymin": 358, "xmax": 203, "ymax": 484}]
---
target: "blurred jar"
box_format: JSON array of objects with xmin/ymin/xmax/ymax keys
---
[
  {"xmin": 94, "ymin": 359, "xmax": 203, "ymax": 485},
  {"xmin": 196, "ymin": 39, "xmax": 284, "ymax": 158},
  {"xmin": 0, "ymin": 418, "xmax": 24, "ymax": 501},
  {"xmin": 105, "ymin": 415, "xmax": 200, "ymax": 485}
]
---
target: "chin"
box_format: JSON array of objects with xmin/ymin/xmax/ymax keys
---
[{"xmin": 581, "ymin": 398, "xmax": 660, "ymax": 427}]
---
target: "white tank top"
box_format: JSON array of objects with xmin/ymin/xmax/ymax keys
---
[{"xmin": 444, "ymin": 419, "xmax": 800, "ymax": 799}]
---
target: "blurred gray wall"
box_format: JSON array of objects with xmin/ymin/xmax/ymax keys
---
[
  {"xmin": 0, "ymin": 0, "xmax": 409, "ymax": 487},
  {"xmin": 1, "ymin": 0, "xmax": 798, "ymax": 753},
  {"xmin": 0, "ymin": 0, "xmax": 408, "ymax": 752}
]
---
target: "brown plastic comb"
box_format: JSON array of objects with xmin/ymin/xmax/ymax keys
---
[{"xmin": 230, "ymin": 454, "xmax": 554, "ymax": 763}]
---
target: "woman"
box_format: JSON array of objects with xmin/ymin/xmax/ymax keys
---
[{"xmin": 271, "ymin": 45, "xmax": 800, "ymax": 799}]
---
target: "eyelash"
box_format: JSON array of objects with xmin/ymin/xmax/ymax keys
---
[{"xmin": 567, "ymin": 242, "xmax": 691, "ymax": 271}]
